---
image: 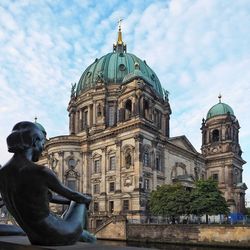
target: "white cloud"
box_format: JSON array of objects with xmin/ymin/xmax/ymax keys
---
[{"xmin": 0, "ymin": 0, "xmax": 250, "ymax": 200}]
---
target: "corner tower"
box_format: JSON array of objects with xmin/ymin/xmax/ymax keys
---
[{"xmin": 201, "ymin": 95, "xmax": 247, "ymax": 213}]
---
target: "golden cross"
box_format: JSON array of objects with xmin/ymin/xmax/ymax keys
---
[{"xmin": 118, "ymin": 18, "xmax": 123, "ymax": 30}]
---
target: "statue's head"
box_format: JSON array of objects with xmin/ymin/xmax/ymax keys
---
[{"xmin": 7, "ymin": 121, "xmax": 46, "ymax": 162}]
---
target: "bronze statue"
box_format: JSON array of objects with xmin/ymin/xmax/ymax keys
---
[{"xmin": 0, "ymin": 121, "xmax": 96, "ymax": 245}]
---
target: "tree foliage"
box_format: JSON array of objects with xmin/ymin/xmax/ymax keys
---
[
  {"xmin": 149, "ymin": 184, "xmax": 191, "ymax": 218},
  {"xmin": 245, "ymin": 207, "xmax": 250, "ymax": 216},
  {"xmin": 190, "ymin": 179, "xmax": 229, "ymax": 217},
  {"xmin": 149, "ymin": 179, "xmax": 229, "ymax": 221}
]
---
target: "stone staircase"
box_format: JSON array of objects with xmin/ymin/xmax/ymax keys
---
[{"xmin": 94, "ymin": 215, "xmax": 127, "ymax": 240}]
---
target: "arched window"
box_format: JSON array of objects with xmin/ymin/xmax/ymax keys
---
[
  {"xmin": 125, "ymin": 100, "xmax": 132, "ymax": 120},
  {"xmin": 212, "ymin": 129, "xmax": 220, "ymax": 142},
  {"xmin": 97, "ymin": 104, "xmax": 102, "ymax": 117},
  {"xmin": 92, "ymin": 153, "xmax": 102, "ymax": 174},
  {"xmin": 156, "ymin": 156, "xmax": 161, "ymax": 171},
  {"xmin": 109, "ymin": 156, "xmax": 116, "ymax": 170},
  {"xmin": 83, "ymin": 108, "xmax": 88, "ymax": 128},
  {"xmin": 143, "ymin": 151, "xmax": 150, "ymax": 167},
  {"xmin": 94, "ymin": 159, "xmax": 101, "ymax": 173},
  {"xmin": 125, "ymin": 152, "xmax": 132, "ymax": 167},
  {"xmin": 123, "ymin": 145, "xmax": 134, "ymax": 169},
  {"xmin": 203, "ymin": 131, "xmax": 207, "ymax": 144},
  {"xmin": 144, "ymin": 99, "xmax": 149, "ymax": 119},
  {"xmin": 108, "ymin": 104, "xmax": 115, "ymax": 126}
]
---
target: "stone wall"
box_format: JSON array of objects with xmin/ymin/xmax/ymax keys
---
[
  {"xmin": 199, "ymin": 226, "xmax": 250, "ymax": 244},
  {"xmin": 95, "ymin": 217, "xmax": 127, "ymax": 240},
  {"xmin": 127, "ymin": 224, "xmax": 199, "ymax": 244},
  {"xmin": 127, "ymin": 224, "xmax": 250, "ymax": 247}
]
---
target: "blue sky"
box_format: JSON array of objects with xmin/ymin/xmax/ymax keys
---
[{"xmin": 0, "ymin": 0, "xmax": 250, "ymax": 203}]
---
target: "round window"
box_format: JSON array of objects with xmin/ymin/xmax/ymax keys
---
[{"xmin": 119, "ymin": 64, "xmax": 126, "ymax": 71}]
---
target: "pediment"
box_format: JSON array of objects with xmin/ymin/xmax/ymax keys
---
[{"xmin": 169, "ymin": 135, "xmax": 198, "ymax": 154}]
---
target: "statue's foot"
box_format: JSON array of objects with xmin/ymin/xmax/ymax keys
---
[{"xmin": 79, "ymin": 230, "xmax": 96, "ymax": 243}]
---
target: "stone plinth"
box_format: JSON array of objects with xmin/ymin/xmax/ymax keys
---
[{"xmin": 0, "ymin": 236, "xmax": 151, "ymax": 250}]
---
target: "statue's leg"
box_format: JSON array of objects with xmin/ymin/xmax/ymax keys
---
[
  {"xmin": 79, "ymin": 230, "xmax": 96, "ymax": 243},
  {"xmin": 61, "ymin": 201, "xmax": 86, "ymax": 229},
  {"xmin": 61, "ymin": 201, "xmax": 96, "ymax": 243}
]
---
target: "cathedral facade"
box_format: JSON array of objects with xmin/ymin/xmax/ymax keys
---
[{"xmin": 38, "ymin": 26, "xmax": 246, "ymax": 229}]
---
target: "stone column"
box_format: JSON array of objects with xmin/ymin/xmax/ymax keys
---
[
  {"xmin": 69, "ymin": 111, "xmax": 76, "ymax": 135},
  {"xmin": 134, "ymin": 135, "xmax": 143, "ymax": 189},
  {"xmin": 78, "ymin": 152, "xmax": 83, "ymax": 193},
  {"xmin": 165, "ymin": 114, "xmax": 170, "ymax": 138},
  {"xmin": 114, "ymin": 101, "xmax": 117, "ymax": 125},
  {"xmin": 83, "ymin": 151, "xmax": 91, "ymax": 194},
  {"xmin": 139, "ymin": 96, "xmax": 144, "ymax": 118},
  {"xmin": 75, "ymin": 110, "xmax": 79, "ymax": 133},
  {"xmin": 101, "ymin": 147, "xmax": 107, "ymax": 194},
  {"xmin": 221, "ymin": 165, "xmax": 225, "ymax": 184},
  {"xmin": 58, "ymin": 151, "xmax": 64, "ymax": 184},
  {"xmin": 115, "ymin": 140, "xmax": 122, "ymax": 192},
  {"xmin": 93, "ymin": 101, "xmax": 96, "ymax": 126},
  {"xmin": 69, "ymin": 113, "xmax": 72, "ymax": 134},
  {"xmin": 152, "ymin": 140, "xmax": 158, "ymax": 189},
  {"xmin": 79, "ymin": 109, "xmax": 83, "ymax": 131}
]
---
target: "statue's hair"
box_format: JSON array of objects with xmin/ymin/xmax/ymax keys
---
[{"xmin": 7, "ymin": 121, "xmax": 42, "ymax": 153}]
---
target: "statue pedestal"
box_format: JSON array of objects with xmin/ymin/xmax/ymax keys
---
[{"xmin": 0, "ymin": 236, "xmax": 149, "ymax": 250}]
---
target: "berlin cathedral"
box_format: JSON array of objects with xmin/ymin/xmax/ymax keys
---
[{"xmin": 37, "ymin": 24, "xmax": 247, "ymax": 229}]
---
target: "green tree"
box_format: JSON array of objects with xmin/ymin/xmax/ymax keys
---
[
  {"xmin": 245, "ymin": 207, "xmax": 250, "ymax": 216},
  {"xmin": 190, "ymin": 179, "xmax": 229, "ymax": 223},
  {"xmin": 149, "ymin": 184, "xmax": 191, "ymax": 223}
]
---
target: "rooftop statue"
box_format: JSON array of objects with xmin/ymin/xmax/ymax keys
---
[{"xmin": 0, "ymin": 121, "xmax": 96, "ymax": 245}]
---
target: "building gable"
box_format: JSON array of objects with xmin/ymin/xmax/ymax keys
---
[{"xmin": 168, "ymin": 135, "xmax": 198, "ymax": 154}]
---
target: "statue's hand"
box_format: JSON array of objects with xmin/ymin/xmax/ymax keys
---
[
  {"xmin": 80, "ymin": 194, "xmax": 92, "ymax": 209},
  {"xmin": 70, "ymin": 193, "xmax": 92, "ymax": 209}
]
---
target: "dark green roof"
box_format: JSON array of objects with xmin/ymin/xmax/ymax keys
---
[
  {"xmin": 34, "ymin": 121, "xmax": 47, "ymax": 136},
  {"xmin": 207, "ymin": 102, "xmax": 234, "ymax": 119},
  {"xmin": 76, "ymin": 52, "xmax": 164, "ymax": 98}
]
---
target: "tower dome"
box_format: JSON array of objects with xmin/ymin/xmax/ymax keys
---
[
  {"xmin": 206, "ymin": 95, "xmax": 234, "ymax": 119},
  {"xmin": 76, "ymin": 24, "xmax": 164, "ymax": 98},
  {"xmin": 34, "ymin": 117, "xmax": 47, "ymax": 137}
]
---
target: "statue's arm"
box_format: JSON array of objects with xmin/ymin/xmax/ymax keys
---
[
  {"xmin": 47, "ymin": 190, "xmax": 70, "ymax": 205},
  {"xmin": 43, "ymin": 168, "xmax": 91, "ymax": 205},
  {"xmin": 0, "ymin": 198, "xmax": 4, "ymax": 208}
]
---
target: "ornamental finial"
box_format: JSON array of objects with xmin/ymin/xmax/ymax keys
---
[
  {"xmin": 117, "ymin": 18, "xmax": 123, "ymax": 45},
  {"xmin": 34, "ymin": 116, "xmax": 38, "ymax": 123},
  {"xmin": 218, "ymin": 93, "xmax": 222, "ymax": 103},
  {"xmin": 113, "ymin": 19, "xmax": 126, "ymax": 53}
]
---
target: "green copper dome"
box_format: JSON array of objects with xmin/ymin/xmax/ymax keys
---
[
  {"xmin": 76, "ymin": 26, "xmax": 164, "ymax": 98},
  {"xmin": 34, "ymin": 118, "xmax": 47, "ymax": 137},
  {"xmin": 207, "ymin": 100, "xmax": 234, "ymax": 119}
]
